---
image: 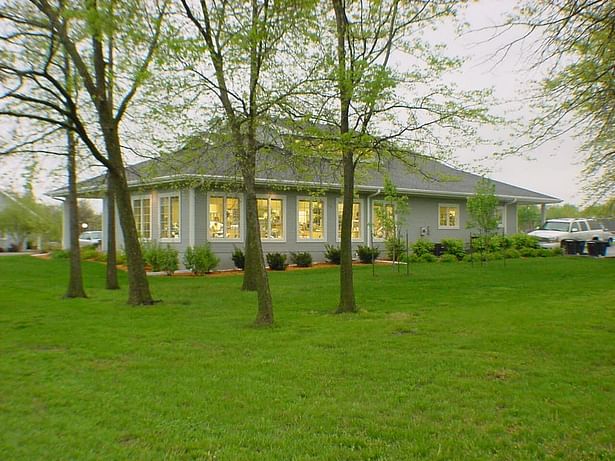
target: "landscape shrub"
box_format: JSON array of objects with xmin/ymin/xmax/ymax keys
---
[
  {"xmin": 510, "ymin": 233, "xmax": 539, "ymax": 250},
  {"xmin": 420, "ymin": 253, "xmax": 437, "ymax": 263},
  {"xmin": 116, "ymin": 250, "xmax": 127, "ymax": 266},
  {"xmin": 439, "ymin": 254, "xmax": 458, "ymax": 263},
  {"xmin": 51, "ymin": 249, "xmax": 70, "ymax": 259},
  {"xmin": 519, "ymin": 247, "xmax": 537, "ymax": 258},
  {"xmin": 184, "ymin": 244, "xmax": 219, "ymax": 275},
  {"xmin": 290, "ymin": 251, "xmax": 313, "ymax": 267},
  {"xmin": 357, "ymin": 245, "xmax": 380, "ymax": 263},
  {"xmin": 400, "ymin": 253, "xmax": 420, "ymax": 263},
  {"xmin": 385, "ymin": 237, "xmax": 407, "ymax": 261},
  {"xmin": 81, "ymin": 246, "xmax": 103, "ymax": 261},
  {"xmin": 266, "ymin": 252, "xmax": 287, "ymax": 271},
  {"xmin": 491, "ymin": 235, "xmax": 513, "ymax": 250},
  {"xmin": 550, "ymin": 247, "xmax": 563, "ymax": 257},
  {"xmin": 411, "ymin": 239, "xmax": 434, "ymax": 257},
  {"xmin": 231, "ymin": 247, "xmax": 245, "ymax": 270},
  {"xmin": 502, "ymin": 248, "xmax": 521, "ymax": 259},
  {"xmin": 142, "ymin": 243, "xmax": 178, "ymax": 274},
  {"xmin": 324, "ymin": 244, "xmax": 341, "ymax": 264},
  {"xmin": 441, "ymin": 238, "xmax": 465, "ymax": 260}
]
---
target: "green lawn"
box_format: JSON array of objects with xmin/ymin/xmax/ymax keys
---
[{"xmin": 1, "ymin": 256, "xmax": 614, "ymax": 460}]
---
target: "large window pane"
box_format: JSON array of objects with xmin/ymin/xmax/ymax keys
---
[
  {"xmin": 270, "ymin": 199, "xmax": 283, "ymax": 239},
  {"xmin": 298, "ymin": 200, "xmax": 310, "ymax": 239},
  {"xmin": 311, "ymin": 200, "xmax": 323, "ymax": 239},
  {"xmin": 160, "ymin": 197, "xmax": 170, "ymax": 238},
  {"xmin": 337, "ymin": 201, "xmax": 361, "ymax": 240},
  {"xmin": 209, "ymin": 195, "xmax": 241, "ymax": 240},
  {"xmin": 209, "ymin": 196, "xmax": 224, "ymax": 238},
  {"xmin": 142, "ymin": 198, "xmax": 151, "ymax": 238},
  {"xmin": 226, "ymin": 197, "xmax": 240, "ymax": 239},
  {"xmin": 257, "ymin": 198, "xmax": 268, "ymax": 239},
  {"xmin": 170, "ymin": 196, "xmax": 180, "ymax": 238}
]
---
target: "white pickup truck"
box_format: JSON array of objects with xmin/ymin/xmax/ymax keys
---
[{"xmin": 528, "ymin": 218, "xmax": 613, "ymax": 249}]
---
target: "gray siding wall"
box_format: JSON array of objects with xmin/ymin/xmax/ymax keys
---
[{"xmin": 101, "ymin": 188, "xmax": 521, "ymax": 270}]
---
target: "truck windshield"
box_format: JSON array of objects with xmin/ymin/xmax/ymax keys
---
[{"xmin": 540, "ymin": 221, "xmax": 570, "ymax": 232}]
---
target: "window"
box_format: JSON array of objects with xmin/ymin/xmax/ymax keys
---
[
  {"xmin": 132, "ymin": 196, "xmax": 151, "ymax": 239},
  {"xmin": 257, "ymin": 197, "xmax": 285, "ymax": 240},
  {"xmin": 372, "ymin": 201, "xmax": 395, "ymax": 240},
  {"xmin": 578, "ymin": 220, "xmax": 589, "ymax": 231},
  {"xmin": 337, "ymin": 200, "xmax": 362, "ymax": 241},
  {"xmin": 438, "ymin": 204, "xmax": 459, "ymax": 229},
  {"xmin": 297, "ymin": 197, "xmax": 325, "ymax": 240},
  {"xmin": 160, "ymin": 194, "xmax": 180, "ymax": 240},
  {"xmin": 209, "ymin": 194, "xmax": 241, "ymax": 240}
]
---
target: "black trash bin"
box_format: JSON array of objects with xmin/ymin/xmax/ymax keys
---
[
  {"xmin": 433, "ymin": 243, "xmax": 444, "ymax": 257},
  {"xmin": 562, "ymin": 239, "xmax": 577, "ymax": 255},
  {"xmin": 587, "ymin": 240, "xmax": 608, "ymax": 257}
]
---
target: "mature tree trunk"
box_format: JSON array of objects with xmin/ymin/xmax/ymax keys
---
[
  {"xmin": 242, "ymin": 229, "xmax": 258, "ymax": 291},
  {"xmin": 337, "ymin": 151, "xmax": 357, "ymax": 312},
  {"xmin": 242, "ymin": 155, "xmax": 274, "ymax": 325},
  {"xmin": 333, "ymin": 0, "xmax": 357, "ymax": 313},
  {"xmin": 64, "ymin": 128, "xmax": 87, "ymax": 299},
  {"xmin": 103, "ymin": 123, "xmax": 153, "ymax": 305},
  {"xmin": 105, "ymin": 174, "xmax": 119, "ymax": 290}
]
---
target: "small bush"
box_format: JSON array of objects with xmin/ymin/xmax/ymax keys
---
[
  {"xmin": 511, "ymin": 233, "xmax": 539, "ymax": 250},
  {"xmin": 550, "ymin": 247, "xmax": 563, "ymax": 257},
  {"xmin": 502, "ymin": 248, "xmax": 521, "ymax": 259},
  {"xmin": 412, "ymin": 239, "xmax": 434, "ymax": 257},
  {"xmin": 266, "ymin": 252, "xmax": 287, "ymax": 271},
  {"xmin": 184, "ymin": 244, "xmax": 219, "ymax": 275},
  {"xmin": 439, "ymin": 254, "xmax": 458, "ymax": 263},
  {"xmin": 231, "ymin": 247, "xmax": 245, "ymax": 270},
  {"xmin": 290, "ymin": 251, "xmax": 313, "ymax": 267},
  {"xmin": 81, "ymin": 246, "xmax": 102, "ymax": 261},
  {"xmin": 491, "ymin": 235, "xmax": 513, "ymax": 250},
  {"xmin": 357, "ymin": 245, "xmax": 380, "ymax": 263},
  {"xmin": 142, "ymin": 243, "xmax": 178, "ymax": 274},
  {"xmin": 385, "ymin": 237, "xmax": 407, "ymax": 261},
  {"xmin": 324, "ymin": 244, "xmax": 341, "ymax": 265},
  {"xmin": 519, "ymin": 247, "xmax": 537, "ymax": 258},
  {"xmin": 51, "ymin": 249, "xmax": 70, "ymax": 259},
  {"xmin": 441, "ymin": 238, "xmax": 465, "ymax": 260},
  {"xmin": 420, "ymin": 253, "xmax": 437, "ymax": 263},
  {"xmin": 400, "ymin": 253, "xmax": 420, "ymax": 263}
]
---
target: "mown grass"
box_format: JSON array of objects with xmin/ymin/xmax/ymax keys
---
[{"xmin": 1, "ymin": 255, "xmax": 614, "ymax": 460}]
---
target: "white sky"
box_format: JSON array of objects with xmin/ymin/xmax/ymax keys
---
[{"xmin": 0, "ymin": 0, "xmax": 587, "ymax": 205}]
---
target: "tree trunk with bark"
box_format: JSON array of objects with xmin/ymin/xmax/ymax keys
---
[
  {"xmin": 105, "ymin": 175, "xmax": 119, "ymax": 290},
  {"xmin": 337, "ymin": 151, "xmax": 357, "ymax": 312},
  {"xmin": 64, "ymin": 128, "xmax": 87, "ymax": 299}
]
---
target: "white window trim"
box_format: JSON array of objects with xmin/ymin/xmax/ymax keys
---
[
  {"xmin": 257, "ymin": 194, "xmax": 287, "ymax": 243},
  {"xmin": 335, "ymin": 198, "xmax": 364, "ymax": 242},
  {"xmin": 158, "ymin": 192, "xmax": 182, "ymax": 242},
  {"xmin": 132, "ymin": 194, "xmax": 152, "ymax": 241},
  {"xmin": 438, "ymin": 203, "xmax": 460, "ymax": 230},
  {"xmin": 207, "ymin": 192, "xmax": 245, "ymax": 242},
  {"xmin": 296, "ymin": 196, "xmax": 327, "ymax": 242},
  {"xmin": 371, "ymin": 200, "xmax": 396, "ymax": 242}
]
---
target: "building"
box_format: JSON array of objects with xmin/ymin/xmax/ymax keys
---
[{"xmin": 50, "ymin": 143, "xmax": 560, "ymax": 268}]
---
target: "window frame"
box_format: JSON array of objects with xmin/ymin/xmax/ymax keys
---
[
  {"xmin": 336, "ymin": 198, "xmax": 364, "ymax": 242},
  {"xmin": 438, "ymin": 203, "xmax": 460, "ymax": 230},
  {"xmin": 256, "ymin": 194, "xmax": 287, "ymax": 242},
  {"xmin": 132, "ymin": 194, "xmax": 152, "ymax": 240},
  {"xmin": 158, "ymin": 192, "xmax": 182, "ymax": 242},
  {"xmin": 371, "ymin": 200, "xmax": 396, "ymax": 242},
  {"xmin": 296, "ymin": 196, "xmax": 327, "ymax": 242},
  {"xmin": 207, "ymin": 192, "xmax": 244, "ymax": 242}
]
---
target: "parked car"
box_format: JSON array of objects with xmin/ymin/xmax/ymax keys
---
[
  {"xmin": 79, "ymin": 230, "xmax": 102, "ymax": 247},
  {"xmin": 528, "ymin": 218, "xmax": 612, "ymax": 249}
]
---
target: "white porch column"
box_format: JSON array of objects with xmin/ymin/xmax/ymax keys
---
[
  {"xmin": 540, "ymin": 203, "xmax": 547, "ymax": 224},
  {"xmin": 62, "ymin": 199, "xmax": 71, "ymax": 249}
]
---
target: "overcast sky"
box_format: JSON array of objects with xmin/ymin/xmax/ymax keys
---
[{"xmin": 0, "ymin": 0, "xmax": 588, "ymax": 206}]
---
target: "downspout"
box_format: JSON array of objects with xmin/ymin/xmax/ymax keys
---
[{"xmin": 367, "ymin": 188, "xmax": 381, "ymax": 247}]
